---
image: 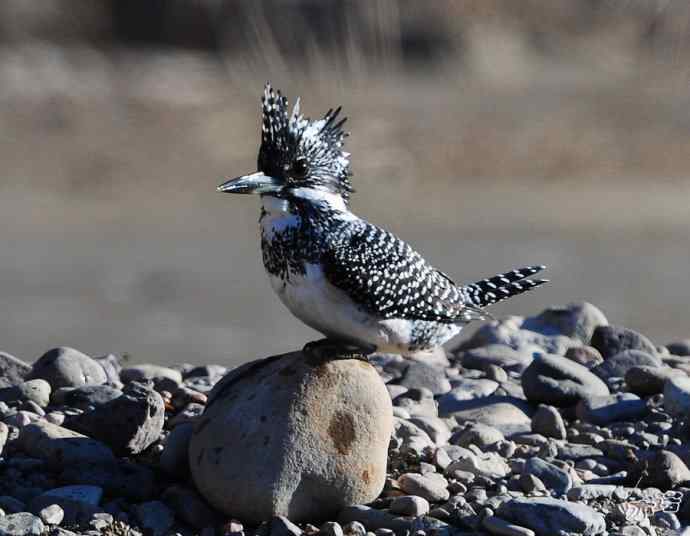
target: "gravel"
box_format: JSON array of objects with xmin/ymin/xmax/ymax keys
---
[{"xmin": 1, "ymin": 301, "xmax": 689, "ymax": 535}]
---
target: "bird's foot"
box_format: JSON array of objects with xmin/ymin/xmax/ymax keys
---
[{"xmin": 302, "ymin": 338, "xmax": 376, "ymax": 362}]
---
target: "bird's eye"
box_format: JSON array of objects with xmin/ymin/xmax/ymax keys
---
[{"xmin": 291, "ymin": 158, "xmax": 310, "ymax": 180}]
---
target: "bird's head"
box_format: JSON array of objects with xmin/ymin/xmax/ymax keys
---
[{"xmin": 218, "ymin": 83, "xmax": 353, "ymax": 204}]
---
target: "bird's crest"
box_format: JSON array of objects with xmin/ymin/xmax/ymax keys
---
[{"xmin": 259, "ymin": 83, "xmax": 353, "ymax": 200}]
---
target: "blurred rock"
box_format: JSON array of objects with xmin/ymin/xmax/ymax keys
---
[
  {"xmin": 521, "ymin": 302, "xmax": 607, "ymax": 344},
  {"xmin": 590, "ymin": 326, "xmax": 657, "ymax": 359},
  {"xmin": 29, "ymin": 347, "xmax": 107, "ymax": 389}
]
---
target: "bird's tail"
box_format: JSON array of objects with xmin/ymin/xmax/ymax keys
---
[{"xmin": 464, "ymin": 265, "xmax": 548, "ymax": 308}]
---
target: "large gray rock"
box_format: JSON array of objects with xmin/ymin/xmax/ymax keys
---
[
  {"xmin": 189, "ymin": 350, "xmax": 393, "ymax": 524},
  {"xmin": 576, "ymin": 393, "xmax": 648, "ymax": 425},
  {"xmin": 28, "ymin": 347, "xmax": 107, "ymax": 389},
  {"xmin": 496, "ymin": 497, "xmax": 606, "ymax": 536},
  {"xmin": 0, "ymin": 352, "xmax": 31, "ymax": 387},
  {"xmin": 522, "ymin": 354, "xmax": 609, "ymax": 407},
  {"xmin": 591, "ymin": 350, "xmax": 661, "ymax": 381},
  {"xmin": 664, "ymin": 376, "xmax": 690, "ymax": 416},
  {"xmin": 625, "ymin": 365, "xmax": 686, "ymax": 396},
  {"xmin": 0, "ymin": 513, "xmax": 45, "ymax": 536},
  {"xmin": 67, "ymin": 382, "xmax": 164, "ymax": 455},
  {"xmin": 629, "ymin": 450, "xmax": 690, "ymax": 490},
  {"xmin": 590, "ymin": 325, "xmax": 657, "ymax": 359},
  {"xmin": 18, "ymin": 421, "xmax": 115, "ymax": 467},
  {"xmin": 521, "ymin": 302, "xmax": 608, "ymax": 343}
]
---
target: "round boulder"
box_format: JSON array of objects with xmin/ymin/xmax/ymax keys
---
[
  {"xmin": 29, "ymin": 347, "xmax": 107, "ymax": 389},
  {"xmin": 189, "ymin": 350, "xmax": 393, "ymax": 524},
  {"xmin": 522, "ymin": 354, "xmax": 609, "ymax": 407}
]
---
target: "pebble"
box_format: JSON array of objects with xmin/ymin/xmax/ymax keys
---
[
  {"xmin": 456, "ymin": 344, "xmax": 534, "ymax": 372},
  {"xmin": 446, "ymin": 451, "xmax": 510, "ymax": 480},
  {"xmin": 0, "ymin": 352, "xmax": 32, "ymax": 387},
  {"xmin": 388, "ymin": 495, "xmax": 430, "ymax": 517},
  {"xmin": 522, "ymin": 353, "xmax": 609, "ymax": 406},
  {"xmin": 392, "ymin": 388, "xmax": 437, "ymax": 418},
  {"xmin": 67, "ymin": 381, "xmax": 165, "ymax": 455},
  {"xmin": 440, "ymin": 395, "xmax": 533, "ymax": 435},
  {"xmin": 406, "ymin": 416, "xmax": 450, "ymax": 446},
  {"xmin": 461, "ymin": 319, "xmax": 577, "ymax": 356},
  {"xmin": 0, "ymin": 380, "xmax": 51, "ymax": 407},
  {"xmin": 496, "ymin": 497, "xmax": 606, "ymax": 536},
  {"xmin": 0, "ymin": 513, "xmax": 45, "ymax": 536},
  {"xmin": 397, "ymin": 362, "xmax": 450, "ymax": 395},
  {"xmin": 591, "ymin": 349, "xmax": 662, "ymax": 381},
  {"xmin": 320, "ymin": 521, "xmax": 344, "ymax": 536},
  {"xmin": 590, "ymin": 325, "xmax": 657, "ymax": 359},
  {"xmin": 133, "ymin": 501, "xmax": 175, "ymax": 536},
  {"xmin": 563, "ymin": 346, "xmax": 604, "ymax": 368},
  {"xmin": 18, "ymin": 421, "xmax": 115, "ymax": 467},
  {"xmin": 667, "ymin": 340, "xmax": 690, "ymax": 356},
  {"xmin": 337, "ymin": 505, "xmax": 410, "ymax": 533},
  {"xmin": 630, "ymin": 450, "xmax": 690, "ymax": 490},
  {"xmin": 522, "ymin": 457, "xmax": 572, "ymax": 496},
  {"xmin": 482, "ymin": 515, "xmax": 536, "ymax": 536},
  {"xmin": 439, "ymin": 379, "xmax": 499, "ymax": 409},
  {"xmin": 51, "ymin": 385, "xmax": 123, "ymax": 409},
  {"xmin": 397, "ymin": 473, "xmax": 449, "ymax": 502},
  {"xmin": 269, "ymin": 516, "xmax": 302, "ymax": 536},
  {"xmin": 625, "ymin": 365, "xmax": 685, "ymax": 396},
  {"xmin": 576, "ymin": 393, "xmax": 648, "ymax": 425},
  {"xmin": 120, "ymin": 364, "xmax": 183, "ymax": 393},
  {"xmin": 451, "ymin": 423, "xmax": 504, "ymax": 449},
  {"xmin": 39, "ymin": 504, "xmax": 65, "ymax": 525},
  {"xmin": 521, "ymin": 302, "xmax": 607, "ymax": 344},
  {"xmin": 28, "ymin": 347, "xmax": 107, "ymax": 389},
  {"xmin": 663, "ymin": 375, "xmax": 690, "ymax": 416},
  {"xmin": 391, "ymin": 418, "xmax": 435, "ymax": 454},
  {"xmin": 530, "ymin": 404, "xmax": 566, "ymax": 439}
]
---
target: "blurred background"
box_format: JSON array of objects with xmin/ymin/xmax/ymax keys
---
[{"xmin": 1, "ymin": 0, "xmax": 690, "ymax": 366}]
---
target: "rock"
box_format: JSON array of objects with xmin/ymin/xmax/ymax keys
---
[
  {"xmin": 522, "ymin": 458, "xmax": 571, "ymax": 496},
  {"xmin": 59, "ymin": 460, "xmax": 156, "ymax": 502},
  {"xmin": 189, "ymin": 350, "xmax": 393, "ymax": 524},
  {"xmin": 398, "ymin": 473, "xmax": 449, "ymax": 502},
  {"xmin": 392, "ymin": 388, "xmax": 437, "ymax": 418},
  {"xmin": 625, "ymin": 365, "xmax": 685, "ymax": 396},
  {"xmin": 320, "ymin": 521, "xmax": 344, "ymax": 536},
  {"xmin": 51, "ymin": 385, "xmax": 123, "ymax": 409},
  {"xmin": 630, "ymin": 450, "xmax": 690, "ymax": 490},
  {"xmin": 0, "ymin": 422, "xmax": 8, "ymax": 457},
  {"xmin": 120, "ymin": 364, "xmax": 182, "ymax": 392},
  {"xmin": 446, "ymin": 395, "xmax": 533, "ymax": 435},
  {"xmin": 337, "ymin": 505, "xmax": 410, "ymax": 533},
  {"xmin": 389, "ymin": 495, "xmax": 430, "ymax": 517},
  {"xmin": 0, "ymin": 352, "xmax": 31, "ymax": 388},
  {"xmin": 392, "ymin": 418, "xmax": 435, "ymax": 454},
  {"xmin": 161, "ymin": 485, "xmax": 221, "ymax": 529},
  {"xmin": 576, "ymin": 393, "xmax": 648, "ymax": 425},
  {"xmin": 531, "ymin": 405, "xmax": 566, "ymax": 439},
  {"xmin": 590, "ymin": 325, "xmax": 657, "ymax": 359},
  {"xmin": 38, "ymin": 504, "xmax": 64, "ymax": 525},
  {"xmin": 521, "ymin": 302, "xmax": 607, "ymax": 343},
  {"xmin": 455, "ymin": 345, "xmax": 534, "ymax": 372},
  {"xmin": 519, "ymin": 474, "xmax": 547, "ymax": 494},
  {"xmin": 451, "ymin": 423, "xmax": 504, "ymax": 449},
  {"xmin": 93, "ymin": 354, "xmax": 122, "ymax": 385},
  {"xmin": 0, "ymin": 497, "xmax": 25, "ymax": 515},
  {"xmin": 566, "ymin": 485, "xmax": 618, "ymax": 501},
  {"xmin": 446, "ymin": 451, "xmax": 510, "ymax": 480},
  {"xmin": 28, "ymin": 347, "xmax": 107, "ymax": 389},
  {"xmin": 18, "ymin": 421, "xmax": 115, "ymax": 467},
  {"xmin": 398, "ymin": 362, "xmax": 450, "ymax": 395},
  {"xmin": 67, "ymin": 382, "xmax": 164, "ymax": 455},
  {"xmin": 522, "ymin": 354, "xmax": 609, "ymax": 406},
  {"xmin": 160, "ymin": 422, "xmax": 194, "ymax": 477},
  {"xmin": 591, "ymin": 350, "xmax": 661, "ymax": 382},
  {"xmin": 482, "ymin": 515, "xmax": 536, "ymax": 536},
  {"xmin": 664, "ymin": 376, "xmax": 690, "ymax": 416},
  {"xmin": 557, "ymin": 443, "xmax": 604, "ymax": 461},
  {"xmin": 0, "ymin": 513, "xmax": 45, "ymax": 536},
  {"xmin": 667, "ymin": 340, "xmax": 690, "ymax": 356},
  {"xmin": 29, "ymin": 486, "xmax": 103, "ymax": 527},
  {"xmin": 41, "ymin": 485, "xmax": 102, "ymax": 506},
  {"xmin": 406, "ymin": 416, "xmax": 450, "ymax": 446},
  {"xmin": 440, "ymin": 379, "xmax": 499, "ymax": 408},
  {"xmin": 269, "ymin": 516, "xmax": 302, "ymax": 536},
  {"xmin": 133, "ymin": 501, "xmax": 175, "ymax": 536},
  {"xmin": 564, "ymin": 346, "xmax": 604, "ymax": 369},
  {"xmin": 496, "ymin": 497, "xmax": 606, "ymax": 536},
  {"xmin": 0, "ymin": 380, "xmax": 51, "ymax": 407},
  {"xmin": 459, "ymin": 320, "xmax": 577, "ymax": 356}
]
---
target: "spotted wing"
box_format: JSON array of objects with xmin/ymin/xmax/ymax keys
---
[{"xmin": 322, "ymin": 221, "xmax": 484, "ymax": 323}]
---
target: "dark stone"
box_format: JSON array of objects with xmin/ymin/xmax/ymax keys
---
[
  {"xmin": 59, "ymin": 460, "xmax": 156, "ymax": 501},
  {"xmin": 590, "ymin": 325, "xmax": 657, "ymax": 359},
  {"xmin": 591, "ymin": 350, "xmax": 661, "ymax": 381}
]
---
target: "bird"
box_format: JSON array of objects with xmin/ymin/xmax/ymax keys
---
[{"xmin": 218, "ymin": 83, "xmax": 547, "ymax": 357}]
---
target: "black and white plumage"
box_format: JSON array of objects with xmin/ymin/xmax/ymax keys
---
[{"xmin": 218, "ymin": 84, "xmax": 548, "ymax": 354}]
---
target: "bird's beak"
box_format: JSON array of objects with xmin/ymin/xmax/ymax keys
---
[{"xmin": 217, "ymin": 172, "xmax": 281, "ymax": 194}]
